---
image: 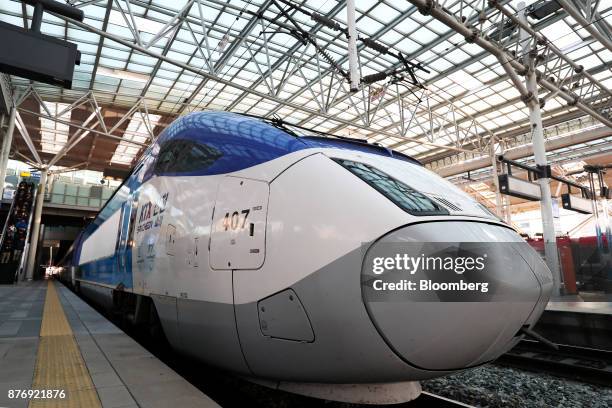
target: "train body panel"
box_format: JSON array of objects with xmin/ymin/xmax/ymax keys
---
[
  {"xmin": 74, "ymin": 172, "xmax": 141, "ymax": 289},
  {"xmin": 66, "ymin": 112, "xmax": 553, "ymax": 401},
  {"xmin": 234, "ymin": 152, "xmax": 411, "ymax": 305}
]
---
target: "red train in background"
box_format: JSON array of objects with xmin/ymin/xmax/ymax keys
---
[{"xmin": 526, "ymin": 235, "xmax": 611, "ymax": 294}]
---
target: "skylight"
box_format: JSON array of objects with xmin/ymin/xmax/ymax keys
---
[
  {"xmin": 1, "ymin": 0, "xmax": 608, "ymax": 169},
  {"xmin": 40, "ymin": 102, "xmax": 70, "ymax": 154},
  {"xmin": 110, "ymin": 113, "xmax": 160, "ymax": 165}
]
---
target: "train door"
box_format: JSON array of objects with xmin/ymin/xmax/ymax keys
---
[
  {"xmin": 116, "ymin": 192, "xmax": 138, "ymax": 287},
  {"xmin": 209, "ymin": 177, "xmax": 269, "ymax": 270},
  {"xmin": 174, "ymin": 176, "xmax": 268, "ymax": 374}
]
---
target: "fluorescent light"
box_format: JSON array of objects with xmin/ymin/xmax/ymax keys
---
[{"xmin": 98, "ymin": 67, "xmax": 150, "ymax": 83}]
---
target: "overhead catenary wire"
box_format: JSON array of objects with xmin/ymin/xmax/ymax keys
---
[
  {"xmin": 188, "ymin": 0, "xmax": 318, "ymax": 113},
  {"xmin": 274, "ymin": 0, "xmax": 427, "ymax": 87},
  {"xmin": 16, "ymin": 0, "xmax": 608, "ymax": 159}
]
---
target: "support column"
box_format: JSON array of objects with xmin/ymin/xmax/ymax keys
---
[
  {"xmin": 519, "ymin": 4, "xmax": 561, "ymax": 295},
  {"xmin": 490, "ymin": 137, "xmax": 504, "ymax": 218},
  {"xmin": 26, "ymin": 169, "xmax": 47, "ymax": 280},
  {"xmin": 46, "ymin": 173, "xmax": 55, "ymax": 192},
  {"xmin": 498, "ymin": 140, "xmax": 512, "ymax": 224},
  {"xmin": 0, "ymin": 107, "xmax": 16, "ymax": 195},
  {"xmin": 346, "ymin": 0, "xmax": 359, "ymax": 92}
]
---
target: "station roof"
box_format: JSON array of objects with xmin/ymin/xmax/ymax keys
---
[{"xmin": 0, "ymin": 0, "xmax": 610, "ymax": 178}]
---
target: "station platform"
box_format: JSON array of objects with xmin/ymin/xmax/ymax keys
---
[
  {"xmin": 0, "ymin": 280, "xmax": 220, "ymax": 408},
  {"xmin": 546, "ymin": 292, "xmax": 612, "ymax": 315},
  {"xmin": 546, "ymin": 301, "xmax": 612, "ymax": 314},
  {"xmin": 538, "ymin": 297, "xmax": 612, "ymax": 350}
]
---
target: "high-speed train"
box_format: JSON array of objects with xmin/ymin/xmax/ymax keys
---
[{"xmin": 61, "ymin": 112, "xmax": 553, "ymax": 404}]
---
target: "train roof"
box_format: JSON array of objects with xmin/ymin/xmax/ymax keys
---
[
  {"xmin": 155, "ymin": 111, "xmax": 422, "ymax": 166},
  {"xmin": 69, "ymin": 111, "xmax": 422, "ymax": 266}
]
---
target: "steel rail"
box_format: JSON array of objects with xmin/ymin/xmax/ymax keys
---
[
  {"xmin": 497, "ymin": 340, "xmax": 612, "ymax": 386},
  {"xmin": 409, "ymin": 392, "xmax": 476, "ymax": 407}
]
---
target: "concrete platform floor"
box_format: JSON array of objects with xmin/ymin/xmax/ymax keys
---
[
  {"xmin": 546, "ymin": 301, "xmax": 612, "ymax": 314},
  {"xmin": 0, "ymin": 280, "xmax": 220, "ymax": 408},
  {"xmin": 547, "ymin": 292, "xmax": 612, "ymax": 314}
]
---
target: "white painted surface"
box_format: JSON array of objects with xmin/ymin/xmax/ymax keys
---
[
  {"xmin": 79, "ymin": 209, "xmax": 121, "ymax": 265},
  {"xmin": 210, "ymin": 176, "xmax": 269, "ymax": 270},
  {"xmin": 132, "ymin": 173, "xmax": 235, "ymax": 303},
  {"xmin": 233, "ymin": 153, "xmax": 412, "ymax": 304},
  {"xmin": 277, "ymin": 380, "xmax": 422, "ymax": 404},
  {"xmin": 129, "ymin": 148, "xmax": 501, "ymax": 305}
]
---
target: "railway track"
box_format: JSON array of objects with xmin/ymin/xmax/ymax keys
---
[
  {"xmin": 497, "ymin": 339, "xmax": 612, "ymax": 386},
  {"xmin": 408, "ymin": 392, "xmax": 475, "ymax": 407}
]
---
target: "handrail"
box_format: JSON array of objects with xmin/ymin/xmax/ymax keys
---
[
  {"xmin": 16, "ymin": 185, "xmax": 38, "ymax": 282},
  {"xmin": 0, "ymin": 189, "xmax": 17, "ymax": 252}
]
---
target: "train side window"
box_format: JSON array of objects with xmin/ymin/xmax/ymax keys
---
[
  {"xmin": 154, "ymin": 140, "xmax": 222, "ymax": 175},
  {"xmin": 332, "ymin": 159, "xmax": 449, "ymax": 216},
  {"xmin": 154, "ymin": 142, "xmax": 182, "ymax": 175},
  {"xmin": 175, "ymin": 142, "xmax": 222, "ymax": 172}
]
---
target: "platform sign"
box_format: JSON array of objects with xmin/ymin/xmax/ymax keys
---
[
  {"xmin": 2, "ymin": 188, "xmax": 14, "ymax": 200},
  {"xmin": 561, "ymin": 193, "xmax": 593, "ymax": 214},
  {"xmin": 498, "ymin": 174, "xmax": 541, "ymax": 201},
  {"xmin": 0, "ymin": 21, "xmax": 80, "ymax": 89}
]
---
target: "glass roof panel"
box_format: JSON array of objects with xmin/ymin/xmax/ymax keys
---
[
  {"xmin": 40, "ymin": 102, "xmax": 71, "ymax": 154},
  {"xmin": 110, "ymin": 113, "xmax": 160, "ymax": 165},
  {"xmin": 0, "ymin": 0, "xmax": 607, "ymax": 170}
]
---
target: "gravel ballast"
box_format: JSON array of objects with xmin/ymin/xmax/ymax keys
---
[{"xmin": 422, "ymin": 364, "xmax": 612, "ymax": 408}]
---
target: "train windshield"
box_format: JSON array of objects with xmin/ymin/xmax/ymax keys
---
[{"xmin": 333, "ymin": 159, "xmax": 449, "ymax": 216}]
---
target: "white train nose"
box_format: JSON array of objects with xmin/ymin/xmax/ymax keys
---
[{"xmin": 362, "ymin": 221, "xmax": 553, "ymax": 371}]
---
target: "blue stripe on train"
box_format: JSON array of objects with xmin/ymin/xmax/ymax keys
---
[
  {"xmin": 147, "ymin": 112, "xmax": 418, "ymax": 177},
  {"xmin": 140, "ymin": 112, "xmax": 309, "ymax": 180},
  {"xmin": 79, "ymin": 251, "xmax": 133, "ymax": 288}
]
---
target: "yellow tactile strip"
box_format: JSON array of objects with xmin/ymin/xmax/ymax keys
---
[{"xmin": 29, "ymin": 281, "xmax": 102, "ymax": 408}]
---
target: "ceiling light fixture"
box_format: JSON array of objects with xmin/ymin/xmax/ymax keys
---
[{"xmin": 98, "ymin": 67, "xmax": 150, "ymax": 83}]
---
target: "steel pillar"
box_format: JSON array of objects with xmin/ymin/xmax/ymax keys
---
[
  {"xmin": 519, "ymin": 3, "xmax": 561, "ymax": 294},
  {"xmin": 557, "ymin": 0, "xmax": 612, "ymax": 53},
  {"xmin": 26, "ymin": 169, "xmax": 47, "ymax": 280},
  {"xmin": 0, "ymin": 107, "xmax": 16, "ymax": 195},
  {"xmin": 346, "ymin": 0, "xmax": 359, "ymax": 92},
  {"xmin": 489, "ymin": 138, "xmax": 504, "ymax": 218}
]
